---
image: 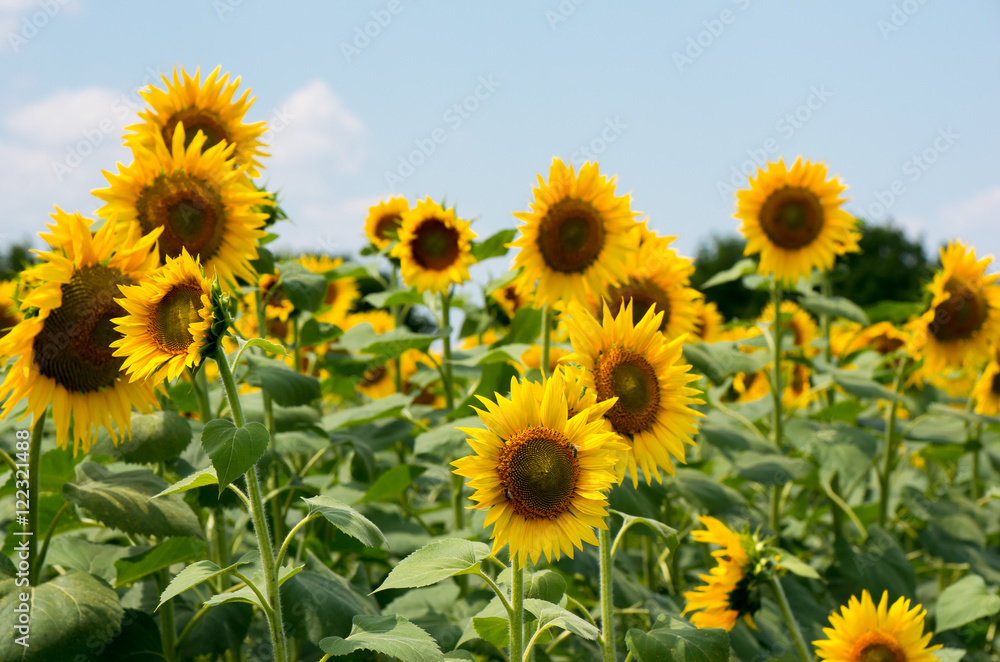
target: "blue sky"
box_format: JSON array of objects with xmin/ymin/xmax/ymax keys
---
[{"xmin": 1, "ymin": 0, "xmax": 998, "ymax": 269}]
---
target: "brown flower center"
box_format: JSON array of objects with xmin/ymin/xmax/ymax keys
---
[
  {"xmin": 150, "ymin": 284, "xmax": 202, "ymax": 353},
  {"xmin": 0, "ymin": 303, "xmax": 18, "ymax": 340},
  {"xmin": 497, "ymin": 426, "xmax": 578, "ymax": 519},
  {"xmin": 930, "ymin": 278, "xmax": 987, "ymax": 342},
  {"xmin": 873, "ymin": 334, "xmax": 905, "ymax": 355},
  {"xmin": 991, "ymin": 371, "xmax": 1000, "ymax": 395},
  {"xmin": 162, "ymin": 108, "xmax": 230, "ymax": 152},
  {"xmin": 759, "ymin": 186, "xmax": 824, "ymax": 250},
  {"xmin": 411, "ymin": 219, "xmax": 460, "ymax": 271},
  {"xmin": 324, "ymin": 280, "xmax": 340, "ymax": 306},
  {"xmin": 32, "ymin": 265, "xmax": 133, "ymax": 393},
  {"xmin": 136, "ymin": 171, "xmax": 227, "ymax": 264},
  {"xmin": 857, "ymin": 641, "xmax": 904, "ymax": 662},
  {"xmin": 594, "ymin": 347, "xmax": 660, "ymax": 435},
  {"xmin": 603, "ymin": 278, "xmax": 671, "ymax": 332},
  {"xmin": 537, "ymin": 198, "xmax": 605, "ymax": 273},
  {"xmin": 361, "ymin": 364, "xmax": 388, "ymax": 388},
  {"xmin": 374, "ymin": 214, "xmax": 402, "ymax": 242}
]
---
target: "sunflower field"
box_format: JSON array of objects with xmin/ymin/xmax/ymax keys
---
[{"xmin": 1, "ymin": 66, "xmax": 998, "ymax": 662}]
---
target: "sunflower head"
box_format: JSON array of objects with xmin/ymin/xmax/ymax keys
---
[
  {"xmin": 511, "ymin": 158, "xmax": 638, "ymax": 307},
  {"xmin": 391, "ymin": 198, "xmax": 476, "ymax": 294},
  {"xmin": 452, "ymin": 372, "xmax": 624, "ymax": 567},
  {"xmin": 692, "ymin": 298, "xmax": 724, "ymax": 343},
  {"xmin": 973, "ymin": 360, "xmax": 1000, "ymax": 416},
  {"xmin": 813, "ymin": 590, "xmax": 942, "ymax": 662},
  {"xmin": 759, "ymin": 300, "xmax": 820, "ymax": 356},
  {"xmin": 0, "ymin": 280, "xmax": 23, "ymax": 343},
  {"xmin": 737, "ymin": 158, "xmax": 860, "ymax": 283},
  {"xmin": 297, "ymin": 255, "xmax": 359, "ymax": 325},
  {"xmin": 126, "ymin": 65, "xmax": 268, "ymax": 177},
  {"xmin": 365, "ymin": 197, "xmax": 410, "ymax": 249},
  {"xmin": 491, "ymin": 277, "xmax": 529, "ymax": 321},
  {"xmin": 847, "ymin": 322, "xmax": 909, "ymax": 357}
]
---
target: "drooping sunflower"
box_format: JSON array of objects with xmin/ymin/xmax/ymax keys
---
[
  {"xmin": 813, "ymin": 590, "xmax": 942, "ymax": 662},
  {"xmin": 298, "ymin": 254, "xmax": 359, "ymax": 324},
  {"xmin": 692, "ymin": 298, "xmax": 724, "ymax": 343},
  {"xmin": 359, "ymin": 348, "xmax": 428, "ymax": 400},
  {"xmin": 452, "ymin": 372, "xmax": 624, "ymax": 567},
  {"xmin": 111, "ymin": 250, "xmax": 223, "ymax": 384},
  {"xmin": 682, "ymin": 516, "xmax": 762, "ymax": 631},
  {"xmin": 598, "ymin": 234, "xmax": 700, "ymax": 342},
  {"xmin": 972, "ymin": 359, "xmax": 1000, "ymax": 416},
  {"xmin": 733, "ymin": 369, "xmax": 771, "ymax": 403},
  {"xmin": 392, "ymin": 198, "xmax": 476, "ymax": 294},
  {"xmin": 0, "ymin": 211, "xmax": 160, "ymax": 453},
  {"xmin": 737, "ymin": 158, "xmax": 860, "ymax": 283},
  {"xmin": 845, "ymin": 321, "xmax": 909, "ymax": 357},
  {"xmin": 908, "ymin": 241, "xmax": 1000, "ymax": 374},
  {"xmin": 365, "ymin": 197, "xmax": 410, "ymax": 249},
  {"xmin": 0, "ymin": 280, "xmax": 22, "ymax": 342},
  {"xmin": 94, "ymin": 123, "xmax": 270, "ymax": 288},
  {"xmin": 511, "ymin": 158, "xmax": 638, "ymax": 307},
  {"xmin": 759, "ymin": 300, "xmax": 820, "ymax": 357},
  {"xmin": 125, "ymin": 65, "xmax": 268, "ymax": 177},
  {"xmin": 564, "ymin": 300, "xmax": 704, "ymax": 486}
]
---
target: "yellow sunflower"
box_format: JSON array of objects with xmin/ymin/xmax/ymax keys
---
[
  {"xmin": 125, "ymin": 65, "xmax": 268, "ymax": 177},
  {"xmin": 972, "ymin": 360, "xmax": 1000, "ymax": 416},
  {"xmin": 94, "ymin": 123, "xmax": 270, "ymax": 288},
  {"xmin": 491, "ymin": 278, "xmax": 529, "ymax": 321},
  {"xmin": 682, "ymin": 516, "xmax": 761, "ymax": 631},
  {"xmin": 111, "ymin": 250, "xmax": 219, "ymax": 384},
  {"xmin": 340, "ymin": 309, "xmax": 395, "ymax": 334},
  {"xmin": 814, "ymin": 590, "xmax": 942, "ymax": 662},
  {"xmin": 598, "ymin": 234, "xmax": 699, "ymax": 342},
  {"xmin": 908, "ymin": 241, "xmax": 1000, "ymax": 374},
  {"xmin": 737, "ymin": 158, "xmax": 860, "ymax": 283},
  {"xmin": 845, "ymin": 322, "xmax": 909, "ymax": 357},
  {"xmin": 0, "ymin": 280, "xmax": 22, "ymax": 342},
  {"xmin": 692, "ymin": 298, "xmax": 724, "ymax": 343},
  {"xmin": 784, "ymin": 362, "xmax": 814, "ymax": 410},
  {"xmin": 0, "ymin": 211, "xmax": 160, "ymax": 453},
  {"xmin": 298, "ymin": 254, "xmax": 359, "ymax": 324},
  {"xmin": 830, "ymin": 320, "xmax": 864, "ymax": 359},
  {"xmin": 511, "ymin": 158, "xmax": 638, "ymax": 307},
  {"xmin": 452, "ymin": 372, "xmax": 624, "ymax": 567},
  {"xmin": 760, "ymin": 300, "xmax": 820, "ymax": 357},
  {"xmin": 392, "ymin": 198, "xmax": 476, "ymax": 294},
  {"xmin": 564, "ymin": 300, "xmax": 704, "ymax": 486},
  {"xmin": 365, "ymin": 197, "xmax": 410, "ymax": 249},
  {"xmin": 520, "ymin": 344, "xmax": 570, "ymax": 374},
  {"xmin": 733, "ymin": 369, "xmax": 771, "ymax": 403}
]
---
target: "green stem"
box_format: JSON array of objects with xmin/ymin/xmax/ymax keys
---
[
  {"xmin": 292, "ymin": 316, "xmax": 302, "ymax": 374},
  {"xmin": 36, "ymin": 501, "xmax": 70, "ymax": 577},
  {"xmin": 510, "ymin": 553, "xmax": 525, "ymax": 662},
  {"xmin": 391, "ymin": 264, "xmax": 404, "ymax": 393},
  {"xmin": 971, "ymin": 445, "xmax": 981, "ymax": 501},
  {"xmin": 769, "ymin": 574, "xmax": 811, "ymax": 662},
  {"xmin": 441, "ymin": 291, "xmax": 455, "ymax": 410},
  {"xmin": 452, "ymin": 472, "xmax": 464, "ymax": 533},
  {"xmin": 214, "ymin": 347, "xmax": 288, "ymax": 662},
  {"xmin": 821, "ymin": 273, "xmax": 835, "ymax": 406},
  {"xmin": 275, "ymin": 513, "xmax": 317, "ymax": 569},
  {"xmin": 770, "ymin": 485, "xmax": 782, "ymax": 538},
  {"xmin": 878, "ymin": 360, "xmax": 907, "ymax": 528},
  {"xmin": 540, "ymin": 305, "xmax": 553, "ymax": 377},
  {"xmin": 598, "ymin": 527, "xmax": 616, "ymax": 662},
  {"xmin": 26, "ymin": 410, "xmax": 46, "ymax": 586},
  {"xmin": 770, "ymin": 279, "xmax": 784, "ymax": 448},
  {"xmin": 829, "ymin": 474, "xmax": 844, "ymax": 540},
  {"xmin": 157, "ymin": 568, "xmax": 177, "ymax": 662}
]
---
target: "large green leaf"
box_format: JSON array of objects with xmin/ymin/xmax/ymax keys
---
[
  {"xmin": 152, "ymin": 468, "xmax": 218, "ymax": 499},
  {"xmin": 683, "ymin": 341, "xmax": 771, "ymax": 384},
  {"xmin": 177, "ymin": 602, "xmax": 252, "ymax": 659},
  {"xmin": 92, "ymin": 411, "xmax": 192, "ymax": 464},
  {"xmin": 323, "ymin": 393, "xmax": 411, "ymax": 431},
  {"xmin": 359, "ymin": 464, "xmax": 427, "ymax": 504},
  {"xmin": 44, "ymin": 538, "xmax": 129, "ymax": 586},
  {"xmin": 525, "ymin": 598, "xmax": 599, "ymax": 641},
  {"xmin": 319, "ymin": 614, "xmax": 443, "ymax": 662},
  {"xmin": 203, "ymin": 564, "xmax": 302, "ymax": 609},
  {"xmin": 828, "ymin": 525, "xmax": 916, "ymax": 604},
  {"xmin": 0, "ymin": 572, "xmax": 124, "ymax": 662},
  {"xmin": 156, "ymin": 556, "xmax": 254, "ymax": 610},
  {"xmin": 244, "ymin": 356, "xmax": 321, "ymax": 406},
  {"xmin": 626, "ymin": 622, "xmax": 730, "ymax": 662},
  {"xmin": 303, "ymin": 495, "xmax": 388, "ymax": 549},
  {"xmin": 63, "ymin": 463, "xmax": 203, "ymax": 539},
  {"xmin": 276, "ymin": 260, "xmax": 327, "ymax": 311},
  {"xmin": 375, "ymin": 539, "xmax": 490, "ymax": 592},
  {"xmin": 282, "ymin": 561, "xmax": 380, "ymax": 643},
  {"xmin": 114, "ymin": 537, "xmax": 207, "ymax": 587},
  {"xmin": 471, "ymin": 229, "xmax": 516, "ymax": 262},
  {"xmin": 94, "ymin": 608, "xmax": 163, "ymax": 662},
  {"xmin": 201, "ymin": 418, "xmax": 270, "ymax": 494},
  {"xmin": 414, "ymin": 416, "xmax": 482, "ymax": 458},
  {"xmin": 299, "ymin": 318, "xmax": 343, "ymax": 346},
  {"xmin": 364, "ymin": 287, "xmax": 426, "ymax": 308},
  {"xmin": 935, "ymin": 575, "xmax": 1000, "ymax": 633},
  {"xmin": 733, "ymin": 452, "xmax": 812, "ymax": 485},
  {"xmin": 799, "ymin": 293, "xmax": 870, "ymax": 325},
  {"xmin": 701, "ymin": 258, "xmax": 756, "ymax": 289}
]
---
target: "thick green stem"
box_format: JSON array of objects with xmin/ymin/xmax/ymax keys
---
[
  {"xmin": 441, "ymin": 291, "xmax": 455, "ymax": 410},
  {"xmin": 971, "ymin": 446, "xmax": 981, "ymax": 500},
  {"xmin": 769, "ymin": 575, "xmax": 811, "ymax": 662},
  {"xmin": 214, "ymin": 347, "xmax": 288, "ymax": 662},
  {"xmin": 157, "ymin": 568, "xmax": 177, "ymax": 662},
  {"xmin": 821, "ymin": 273, "xmax": 835, "ymax": 406},
  {"xmin": 540, "ymin": 305, "xmax": 553, "ymax": 377},
  {"xmin": 511, "ymin": 553, "xmax": 525, "ymax": 662},
  {"xmin": 770, "ymin": 280, "xmax": 784, "ymax": 448},
  {"xmin": 451, "ymin": 472, "xmax": 464, "ymax": 533},
  {"xmin": 878, "ymin": 360, "xmax": 907, "ymax": 527},
  {"xmin": 36, "ymin": 501, "xmax": 70, "ymax": 579},
  {"xmin": 598, "ymin": 527, "xmax": 616, "ymax": 662},
  {"xmin": 391, "ymin": 265, "xmax": 404, "ymax": 393},
  {"xmin": 26, "ymin": 410, "xmax": 46, "ymax": 586}
]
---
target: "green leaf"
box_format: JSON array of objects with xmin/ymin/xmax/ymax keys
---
[
  {"xmin": 933, "ymin": 649, "xmax": 968, "ymax": 662},
  {"xmin": 674, "ymin": 469, "xmax": 748, "ymax": 514},
  {"xmin": 232, "ymin": 337, "xmax": 287, "ymax": 374},
  {"xmin": 866, "ymin": 300, "xmax": 925, "ymax": 325},
  {"xmin": 114, "ymin": 537, "xmax": 207, "ymax": 587},
  {"xmin": 250, "ymin": 245, "xmax": 275, "ymax": 275},
  {"xmin": 44, "ymin": 538, "xmax": 129, "ymax": 586},
  {"xmin": 324, "ymin": 393, "xmax": 412, "ymax": 430},
  {"xmin": 245, "ymin": 356, "xmax": 321, "ymax": 406},
  {"xmin": 472, "ymin": 616, "xmax": 509, "ymax": 649},
  {"xmin": 364, "ymin": 288, "xmax": 426, "ymax": 308},
  {"xmin": 96, "ymin": 608, "xmax": 164, "ymax": 662},
  {"xmin": 63, "ymin": 462, "xmax": 203, "ymax": 539},
  {"xmin": 451, "ymin": 360, "xmax": 519, "ymax": 419},
  {"xmin": 157, "ymin": 556, "xmax": 254, "ymax": 610},
  {"xmin": 525, "ymin": 598, "xmax": 599, "ymax": 640},
  {"xmin": 526, "ymin": 570, "xmax": 567, "ymax": 604},
  {"xmin": 340, "ymin": 325, "xmax": 445, "ymax": 361},
  {"xmin": 828, "ymin": 525, "xmax": 916, "ymax": 605},
  {"xmin": 498, "ymin": 306, "xmax": 543, "ymax": 345},
  {"xmin": 281, "ymin": 563, "xmax": 380, "ymax": 643},
  {"xmin": 299, "ymin": 318, "xmax": 343, "ymax": 346},
  {"xmin": 178, "ymin": 603, "xmax": 251, "ymax": 659},
  {"xmin": 359, "ymin": 464, "xmax": 427, "ymax": 504},
  {"xmin": 701, "ymin": 258, "xmax": 756, "ymax": 289},
  {"xmin": 303, "ymin": 495, "xmax": 388, "ymax": 549},
  {"xmin": 683, "ymin": 341, "xmax": 771, "ymax": 384},
  {"xmin": 935, "ymin": 575, "xmax": 1000, "ymax": 633},
  {"xmin": 612, "ymin": 510, "xmax": 679, "ymax": 553},
  {"xmin": 773, "ymin": 548, "xmax": 821, "ymax": 579},
  {"xmin": 375, "ymin": 539, "xmax": 491, "ymax": 592},
  {"xmin": 0, "ymin": 572, "xmax": 124, "ymax": 662},
  {"xmin": 734, "ymin": 452, "xmax": 813, "ymax": 485},
  {"xmin": 151, "ymin": 468, "xmax": 218, "ymax": 499},
  {"xmin": 833, "ymin": 373, "xmax": 902, "ymax": 402},
  {"xmin": 203, "ymin": 564, "xmax": 302, "ymax": 609},
  {"xmin": 626, "ymin": 624, "xmax": 730, "ymax": 662},
  {"xmin": 319, "ymin": 614, "xmax": 444, "ymax": 662},
  {"xmin": 276, "ymin": 260, "xmax": 328, "ymax": 311},
  {"xmin": 201, "ymin": 418, "xmax": 270, "ymax": 494},
  {"xmin": 414, "ymin": 416, "xmax": 482, "ymax": 458},
  {"xmin": 450, "ymin": 343, "xmax": 531, "ymax": 367},
  {"xmin": 471, "ymin": 229, "xmax": 517, "ymax": 262},
  {"xmin": 92, "ymin": 411, "xmax": 192, "ymax": 464},
  {"xmin": 799, "ymin": 293, "xmax": 871, "ymax": 325}
]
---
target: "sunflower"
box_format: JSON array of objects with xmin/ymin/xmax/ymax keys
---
[
  {"xmin": 908, "ymin": 241, "xmax": 1000, "ymax": 374},
  {"xmin": 491, "ymin": 278, "xmax": 529, "ymax": 321},
  {"xmin": 340, "ymin": 310, "xmax": 395, "ymax": 334},
  {"xmin": 111, "ymin": 250, "xmax": 222, "ymax": 384},
  {"xmin": 0, "ymin": 280, "xmax": 22, "ymax": 342},
  {"xmin": 682, "ymin": 516, "xmax": 761, "ymax": 631},
  {"xmin": 830, "ymin": 320, "xmax": 864, "ymax": 359},
  {"xmin": 598, "ymin": 234, "xmax": 699, "ymax": 342},
  {"xmin": 452, "ymin": 372, "xmax": 623, "ymax": 566},
  {"xmin": 784, "ymin": 362, "xmax": 814, "ymax": 410},
  {"xmin": 298, "ymin": 255, "xmax": 359, "ymax": 324},
  {"xmin": 733, "ymin": 369, "xmax": 771, "ymax": 403},
  {"xmin": 392, "ymin": 198, "xmax": 476, "ymax": 294},
  {"xmin": 511, "ymin": 158, "xmax": 638, "ymax": 307},
  {"xmin": 972, "ymin": 360, "xmax": 1000, "ymax": 416},
  {"xmin": 94, "ymin": 123, "xmax": 270, "ymax": 288},
  {"xmin": 365, "ymin": 197, "xmax": 410, "ymax": 249},
  {"xmin": 0, "ymin": 211, "xmax": 160, "ymax": 453},
  {"xmin": 737, "ymin": 158, "xmax": 860, "ymax": 283},
  {"xmin": 813, "ymin": 590, "xmax": 942, "ymax": 662},
  {"xmin": 692, "ymin": 298, "xmax": 724, "ymax": 343},
  {"xmin": 845, "ymin": 322, "xmax": 909, "ymax": 357},
  {"xmin": 564, "ymin": 300, "xmax": 704, "ymax": 486},
  {"xmin": 759, "ymin": 300, "xmax": 820, "ymax": 356},
  {"xmin": 520, "ymin": 344, "xmax": 570, "ymax": 374},
  {"xmin": 125, "ymin": 65, "xmax": 268, "ymax": 177}
]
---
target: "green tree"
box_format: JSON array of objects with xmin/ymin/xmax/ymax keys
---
[{"xmin": 0, "ymin": 241, "xmax": 35, "ymax": 280}]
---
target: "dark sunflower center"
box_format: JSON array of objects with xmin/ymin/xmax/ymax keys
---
[
  {"xmin": 150, "ymin": 285, "xmax": 202, "ymax": 353},
  {"xmin": 412, "ymin": 219, "xmax": 460, "ymax": 271},
  {"xmin": 991, "ymin": 372, "xmax": 1000, "ymax": 395},
  {"xmin": 502, "ymin": 286, "xmax": 521, "ymax": 310},
  {"xmin": 375, "ymin": 214, "xmax": 402, "ymax": 242},
  {"xmin": 536, "ymin": 198, "xmax": 606, "ymax": 273},
  {"xmin": 361, "ymin": 365, "xmax": 388, "ymax": 387},
  {"xmin": 162, "ymin": 108, "xmax": 230, "ymax": 152},
  {"xmin": 858, "ymin": 643, "xmax": 903, "ymax": 662},
  {"xmin": 726, "ymin": 570, "xmax": 760, "ymax": 618},
  {"xmin": 603, "ymin": 278, "xmax": 671, "ymax": 332},
  {"xmin": 0, "ymin": 304, "xmax": 18, "ymax": 340},
  {"xmin": 759, "ymin": 186, "xmax": 824, "ymax": 250},
  {"xmin": 930, "ymin": 278, "xmax": 987, "ymax": 342},
  {"xmin": 32, "ymin": 264, "xmax": 133, "ymax": 393},
  {"xmin": 136, "ymin": 172, "xmax": 227, "ymax": 263},
  {"xmin": 694, "ymin": 317, "xmax": 706, "ymax": 339},
  {"xmin": 874, "ymin": 335, "xmax": 904, "ymax": 355},
  {"xmin": 497, "ymin": 426, "xmax": 578, "ymax": 519},
  {"xmin": 261, "ymin": 275, "xmax": 286, "ymax": 309},
  {"xmin": 324, "ymin": 281, "xmax": 339, "ymax": 306},
  {"xmin": 594, "ymin": 347, "xmax": 660, "ymax": 435}
]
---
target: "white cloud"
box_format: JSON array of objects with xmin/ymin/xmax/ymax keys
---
[
  {"xmin": 4, "ymin": 86, "xmax": 123, "ymax": 145},
  {"xmin": 269, "ymin": 197, "xmax": 378, "ymax": 256},
  {"xmin": 939, "ymin": 186, "xmax": 1000, "ymax": 233}
]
